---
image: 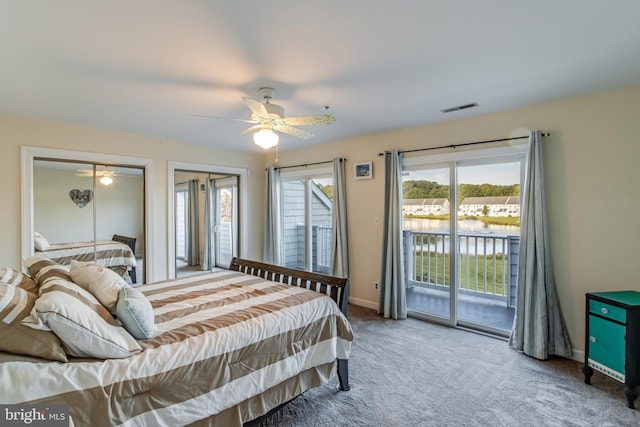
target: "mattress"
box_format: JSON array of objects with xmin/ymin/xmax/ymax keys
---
[{"xmin": 0, "ymin": 269, "xmax": 353, "ymax": 426}]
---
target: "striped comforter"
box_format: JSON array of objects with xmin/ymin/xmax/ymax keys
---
[
  {"xmin": 0, "ymin": 269, "xmax": 353, "ymax": 426},
  {"xmin": 35, "ymin": 240, "xmax": 137, "ymax": 269}
]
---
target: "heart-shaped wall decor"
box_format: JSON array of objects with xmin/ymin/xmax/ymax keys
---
[{"xmin": 69, "ymin": 189, "xmax": 93, "ymax": 208}]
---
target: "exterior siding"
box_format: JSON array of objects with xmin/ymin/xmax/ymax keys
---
[{"xmin": 282, "ymin": 179, "xmax": 332, "ymax": 272}]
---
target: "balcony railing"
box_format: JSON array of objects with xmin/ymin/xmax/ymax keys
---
[
  {"xmin": 285, "ymin": 224, "xmax": 332, "ymax": 274},
  {"xmin": 404, "ymin": 230, "xmax": 520, "ymax": 307},
  {"xmin": 314, "ymin": 225, "xmax": 332, "ymax": 274}
]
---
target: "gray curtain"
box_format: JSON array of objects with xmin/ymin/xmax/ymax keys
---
[
  {"xmin": 201, "ymin": 178, "xmax": 215, "ymax": 271},
  {"xmin": 263, "ymin": 166, "xmax": 283, "ymax": 265},
  {"xmin": 509, "ymin": 131, "xmax": 572, "ymax": 359},
  {"xmin": 186, "ymin": 179, "xmax": 200, "ymax": 266},
  {"xmin": 379, "ymin": 150, "xmax": 407, "ymax": 319},
  {"xmin": 330, "ymin": 158, "xmax": 349, "ymax": 278}
]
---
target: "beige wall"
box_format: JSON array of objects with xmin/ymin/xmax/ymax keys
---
[
  {"xmin": 2, "ymin": 85, "xmax": 639, "ymax": 356},
  {"xmin": 268, "ymin": 85, "xmax": 640, "ymax": 357},
  {"xmin": 0, "ymin": 116, "xmax": 265, "ymax": 282}
]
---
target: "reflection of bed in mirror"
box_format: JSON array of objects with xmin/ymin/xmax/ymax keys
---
[{"xmin": 35, "ymin": 236, "xmax": 137, "ymax": 283}]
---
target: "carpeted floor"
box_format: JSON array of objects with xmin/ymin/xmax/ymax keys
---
[{"xmin": 258, "ymin": 304, "xmax": 640, "ymax": 426}]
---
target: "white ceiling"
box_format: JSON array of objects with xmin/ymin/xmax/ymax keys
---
[{"xmin": 2, "ymin": 1, "xmax": 640, "ymax": 153}]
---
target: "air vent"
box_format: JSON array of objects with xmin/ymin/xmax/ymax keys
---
[{"xmin": 441, "ymin": 102, "xmax": 478, "ymax": 113}]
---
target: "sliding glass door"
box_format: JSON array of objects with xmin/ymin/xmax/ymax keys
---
[
  {"xmin": 403, "ymin": 148, "xmax": 524, "ymax": 335},
  {"xmin": 456, "ymin": 163, "xmax": 521, "ymax": 332},
  {"xmin": 403, "ymin": 165, "xmax": 455, "ymax": 324}
]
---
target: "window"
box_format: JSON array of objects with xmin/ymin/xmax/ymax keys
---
[{"xmin": 281, "ymin": 168, "xmax": 333, "ymax": 274}]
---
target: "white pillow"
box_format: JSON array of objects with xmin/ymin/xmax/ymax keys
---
[
  {"xmin": 22, "ymin": 277, "xmax": 141, "ymax": 359},
  {"xmin": 69, "ymin": 261, "xmax": 127, "ymax": 314},
  {"xmin": 33, "ymin": 232, "xmax": 50, "ymax": 251}
]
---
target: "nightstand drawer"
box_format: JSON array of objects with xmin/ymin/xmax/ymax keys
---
[{"xmin": 589, "ymin": 299, "xmax": 626, "ymax": 323}]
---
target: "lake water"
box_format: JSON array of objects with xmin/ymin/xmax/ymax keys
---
[{"xmin": 403, "ymin": 218, "xmax": 519, "ymax": 236}]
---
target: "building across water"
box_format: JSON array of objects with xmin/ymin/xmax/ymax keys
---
[{"xmin": 403, "ymin": 196, "xmax": 520, "ymax": 218}]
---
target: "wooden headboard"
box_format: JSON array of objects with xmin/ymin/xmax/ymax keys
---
[{"xmin": 229, "ymin": 257, "xmax": 349, "ymax": 316}]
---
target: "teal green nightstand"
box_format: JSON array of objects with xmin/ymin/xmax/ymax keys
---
[{"xmin": 583, "ymin": 291, "xmax": 640, "ymax": 408}]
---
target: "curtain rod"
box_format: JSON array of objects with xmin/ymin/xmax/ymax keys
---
[
  {"xmin": 271, "ymin": 159, "xmax": 340, "ymax": 171},
  {"xmin": 377, "ymin": 133, "xmax": 549, "ymax": 157}
]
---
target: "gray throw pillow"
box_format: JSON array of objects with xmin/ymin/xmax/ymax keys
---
[{"xmin": 116, "ymin": 286, "xmax": 155, "ymax": 339}]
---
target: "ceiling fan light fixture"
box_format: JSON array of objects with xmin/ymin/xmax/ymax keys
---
[{"xmin": 253, "ymin": 128, "xmax": 279, "ymax": 149}]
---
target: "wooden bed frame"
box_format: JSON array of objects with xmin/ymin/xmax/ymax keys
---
[{"xmin": 229, "ymin": 257, "xmax": 351, "ymax": 392}]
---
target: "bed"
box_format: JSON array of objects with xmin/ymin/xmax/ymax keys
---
[
  {"xmin": 34, "ymin": 234, "xmax": 138, "ymax": 283},
  {"xmin": 0, "ymin": 257, "xmax": 352, "ymax": 426}
]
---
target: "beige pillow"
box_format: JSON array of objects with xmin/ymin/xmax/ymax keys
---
[
  {"xmin": 0, "ymin": 267, "xmax": 38, "ymax": 294},
  {"xmin": 70, "ymin": 260, "xmax": 127, "ymax": 314},
  {"xmin": 0, "ymin": 282, "xmax": 68, "ymax": 362},
  {"xmin": 22, "ymin": 278, "xmax": 141, "ymax": 359},
  {"xmin": 24, "ymin": 256, "xmax": 71, "ymax": 290}
]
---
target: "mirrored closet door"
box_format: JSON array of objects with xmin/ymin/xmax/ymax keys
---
[
  {"xmin": 33, "ymin": 159, "xmax": 146, "ymax": 284},
  {"xmin": 174, "ymin": 170, "xmax": 239, "ymax": 277}
]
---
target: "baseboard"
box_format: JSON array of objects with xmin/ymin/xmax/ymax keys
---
[
  {"xmin": 571, "ymin": 349, "xmax": 585, "ymax": 363},
  {"xmin": 348, "ymin": 297, "xmax": 377, "ymax": 310}
]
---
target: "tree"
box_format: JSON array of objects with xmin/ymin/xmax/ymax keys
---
[
  {"xmin": 403, "ymin": 180, "xmax": 520, "ymax": 202},
  {"xmin": 317, "ymin": 183, "xmax": 333, "ymax": 199},
  {"xmin": 403, "ymin": 180, "xmax": 448, "ymax": 199}
]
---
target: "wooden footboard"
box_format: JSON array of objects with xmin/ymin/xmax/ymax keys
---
[
  {"xmin": 229, "ymin": 257, "xmax": 349, "ymax": 316},
  {"xmin": 229, "ymin": 257, "xmax": 351, "ymax": 391}
]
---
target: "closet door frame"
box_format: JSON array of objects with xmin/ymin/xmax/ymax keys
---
[{"xmin": 20, "ymin": 146, "xmax": 154, "ymax": 281}]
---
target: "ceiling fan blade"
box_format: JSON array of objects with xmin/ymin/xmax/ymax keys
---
[
  {"xmin": 241, "ymin": 97, "xmax": 270, "ymax": 119},
  {"xmin": 240, "ymin": 124, "xmax": 263, "ymax": 135},
  {"xmin": 281, "ymin": 114, "xmax": 336, "ymax": 127},
  {"xmin": 273, "ymin": 124, "xmax": 314, "ymax": 140},
  {"xmin": 191, "ymin": 114, "xmax": 257, "ymax": 124}
]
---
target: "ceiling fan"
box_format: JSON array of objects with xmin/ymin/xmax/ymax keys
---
[{"xmin": 195, "ymin": 87, "xmax": 336, "ymax": 149}]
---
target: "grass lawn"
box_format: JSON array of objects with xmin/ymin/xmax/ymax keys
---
[{"xmin": 413, "ymin": 252, "xmax": 508, "ymax": 295}]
